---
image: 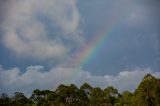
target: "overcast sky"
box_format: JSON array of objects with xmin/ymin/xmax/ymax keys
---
[{"xmin": 0, "ymin": 0, "xmax": 160, "ymax": 95}]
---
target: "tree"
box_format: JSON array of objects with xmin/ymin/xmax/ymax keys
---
[
  {"xmin": 90, "ymin": 87, "xmax": 103, "ymax": 106},
  {"xmin": 80, "ymin": 83, "xmax": 93, "ymax": 91},
  {"xmin": 46, "ymin": 91, "xmax": 58, "ymax": 105},
  {"xmin": 115, "ymin": 90, "xmax": 133, "ymax": 106},
  {"xmin": 74, "ymin": 89, "xmax": 89, "ymax": 106},
  {"xmin": 55, "ymin": 84, "xmax": 79, "ymax": 105},
  {"xmin": 80, "ymin": 83, "xmax": 93, "ymax": 98},
  {"xmin": 0, "ymin": 93, "xmax": 10, "ymax": 106},
  {"xmin": 11, "ymin": 92, "xmax": 33, "ymax": 106},
  {"xmin": 1, "ymin": 74, "xmax": 160, "ymax": 106},
  {"xmin": 102, "ymin": 86, "xmax": 119, "ymax": 106},
  {"xmin": 132, "ymin": 74, "xmax": 160, "ymax": 106},
  {"xmin": 30, "ymin": 89, "xmax": 50, "ymax": 106}
]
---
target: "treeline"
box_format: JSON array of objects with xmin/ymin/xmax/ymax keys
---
[{"xmin": 0, "ymin": 74, "xmax": 160, "ymax": 106}]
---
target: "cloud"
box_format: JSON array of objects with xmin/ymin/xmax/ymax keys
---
[
  {"xmin": 126, "ymin": 0, "xmax": 160, "ymax": 27},
  {"xmin": 0, "ymin": 65, "xmax": 160, "ymax": 95},
  {"xmin": 126, "ymin": 5, "xmax": 153, "ymax": 27},
  {"xmin": 127, "ymin": 11, "xmax": 147, "ymax": 25},
  {"xmin": 134, "ymin": 0, "xmax": 160, "ymax": 7},
  {"xmin": 1, "ymin": 0, "xmax": 84, "ymax": 60}
]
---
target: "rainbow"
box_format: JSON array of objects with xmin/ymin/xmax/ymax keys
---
[
  {"xmin": 71, "ymin": 14, "xmax": 126, "ymax": 68},
  {"xmin": 64, "ymin": 11, "xmax": 131, "ymax": 83}
]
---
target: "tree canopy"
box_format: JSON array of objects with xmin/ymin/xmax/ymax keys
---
[{"xmin": 0, "ymin": 74, "xmax": 160, "ymax": 106}]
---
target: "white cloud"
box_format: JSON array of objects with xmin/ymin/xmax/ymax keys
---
[
  {"xmin": 1, "ymin": 0, "xmax": 84, "ymax": 60},
  {"xmin": 0, "ymin": 65, "xmax": 160, "ymax": 95}
]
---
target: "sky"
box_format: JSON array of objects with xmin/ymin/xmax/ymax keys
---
[{"xmin": 0, "ymin": 0, "xmax": 160, "ymax": 95}]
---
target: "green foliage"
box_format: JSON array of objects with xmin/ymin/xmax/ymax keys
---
[
  {"xmin": 11, "ymin": 92, "xmax": 34, "ymax": 106},
  {"xmin": 116, "ymin": 91, "xmax": 133, "ymax": 106},
  {"xmin": 80, "ymin": 82, "xmax": 93, "ymax": 90},
  {"xmin": 90, "ymin": 87, "xmax": 103, "ymax": 106},
  {"xmin": 0, "ymin": 93, "xmax": 10, "ymax": 106},
  {"xmin": 132, "ymin": 74, "xmax": 160, "ymax": 106},
  {"xmin": 0, "ymin": 74, "xmax": 160, "ymax": 106}
]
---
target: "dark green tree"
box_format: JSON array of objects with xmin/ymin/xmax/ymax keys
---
[
  {"xmin": 0, "ymin": 93, "xmax": 10, "ymax": 106},
  {"xmin": 74, "ymin": 89, "xmax": 89, "ymax": 106},
  {"xmin": 80, "ymin": 83, "xmax": 93, "ymax": 98},
  {"xmin": 102, "ymin": 86, "xmax": 119, "ymax": 106},
  {"xmin": 90, "ymin": 87, "xmax": 103, "ymax": 106},
  {"xmin": 11, "ymin": 92, "xmax": 33, "ymax": 106},
  {"xmin": 55, "ymin": 84, "xmax": 79, "ymax": 106},
  {"xmin": 30, "ymin": 89, "xmax": 50, "ymax": 106}
]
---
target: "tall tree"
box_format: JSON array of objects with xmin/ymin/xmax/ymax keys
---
[
  {"xmin": 0, "ymin": 93, "xmax": 10, "ymax": 106},
  {"xmin": 132, "ymin": 74, "xmax": 160, "ymax": 106},
  {"xmin": 80, "ymin": 83, "xmax": 93, "ymax": 98},
  {"xmin": 115, "ymin": 90, "xmax": 133, "ymax": 106},
  {"xmin": 90, "ymin": 87, "xmax": 103, "ymax": 106},
  {"xmin": 30, "ymin": 89, "xmax": 49, "ymax": 106},
  {"xmin": 102, "ymin": 86, "xmax": 119, "ymax": 106},
  {"xmin": 11, "ymin": 92, "xmax": 33, "ymax": 106}
]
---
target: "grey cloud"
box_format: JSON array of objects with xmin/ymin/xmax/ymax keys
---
[
  {"xmin": 135, "ymin": 0, "xmax": 160, "ymax": 7},
  {"xmin": 0, "ymin": 0, "xmax": 84, "ymax": 60}
]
